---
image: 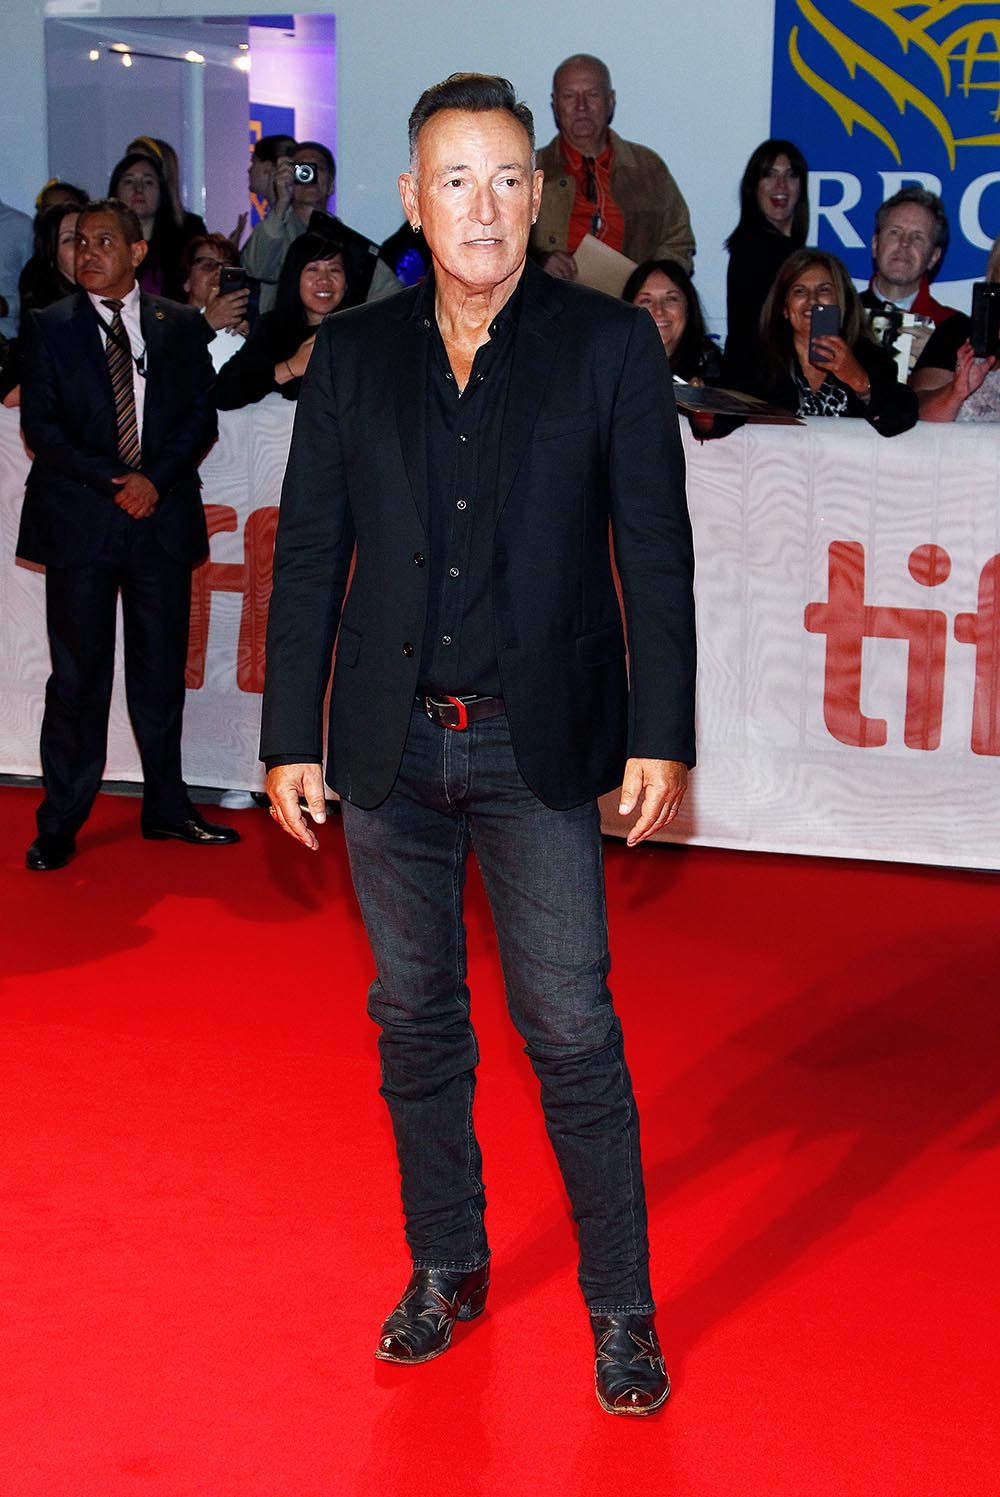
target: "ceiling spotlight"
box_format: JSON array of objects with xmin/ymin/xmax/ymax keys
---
[
  {"xmin": 233, "ymin": 54, "xmax": 251, "ymax": 72},
  {"xmin": 111, "ymin": 42, "xmax": 129, "ymax": 52},
  {"xmin": 184, "ymin": 50, "xmax": 205, "ymax": 63},
  {"xmin": 121, "ymin": 53, "xmax": 133, "ymax": 67},
  {"xmin": 88, "ymin": 49, "xmax": 100, "ymax": 61}
]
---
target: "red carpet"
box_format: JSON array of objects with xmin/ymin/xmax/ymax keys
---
[{"xmin": 1, "ymin": 784, "xmax": 998, "ymax": 1496}]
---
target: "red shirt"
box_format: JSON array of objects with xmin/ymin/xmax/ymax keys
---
[{"xmin": 561, "ymin": 139, "xmax": 625, "ymax": 255}]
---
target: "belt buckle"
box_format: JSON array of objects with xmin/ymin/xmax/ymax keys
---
[{"xmin": 426, "ymin": 694, "xmax": 468, "ymax": 731}]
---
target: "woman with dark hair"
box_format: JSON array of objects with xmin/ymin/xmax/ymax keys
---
[
  {"xmin": 724, "ymin": 139, "xmax": 809, "ymax": 385},
  {"xmin": 213, "ymin": 231, "xmax": 351, "ymax": 409},
  {"xmin": 623, "ymin": 258, "xmax": 721, "ymax": 383},
  {"xmin": 127, "ymin": 136, "xmax": 207, "ymax": 243},
  {"xmin": 20, "ymin": 202, "xmax": 80, "ymax": 316},
  {"xmin": 108, "ymin": 151, "xmax": 192, "ymax": 301},
  {"xmin": 1, "ymin": 202, "xmax": 80, "ymax": 406},
  {"xmin": 749, "ymin": 247, "xmax": 917, "ymax": 435}
]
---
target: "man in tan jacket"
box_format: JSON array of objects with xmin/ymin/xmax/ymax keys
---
[{"xmin": 531, "ymin": 54, "xmax": 695, "ymax": 279}]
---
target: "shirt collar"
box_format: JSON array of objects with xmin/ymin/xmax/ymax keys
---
[
  {"xmin": 560, "ymin": 136, "xmax": 614, "ymax": 172},
  {"xmin": 412, "ymin": 263, "xmax": 526, "ymax": 342},
  {"xmin": 88, "ymin": 282, "xmax": 141, "ymax": 318}
]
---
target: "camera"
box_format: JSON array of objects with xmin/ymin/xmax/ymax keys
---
[
  {"xmin": 970, "ymin": 281, "xmax": 1000, "ymax": 358},
  {"xmin": 293, "ymin": 162, "xmax": 318, "ymax": 185}
]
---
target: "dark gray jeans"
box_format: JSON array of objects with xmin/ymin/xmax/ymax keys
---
[{"xmin": 340, "ymin": 703, "xmax": 654, "ymax": 1313}]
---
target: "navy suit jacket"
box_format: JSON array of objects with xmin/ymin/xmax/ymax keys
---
[
  {"xmin": 17, "ymin": 289, "xmax": 217, "ymax": 567},
  {"xmin": 260, "ymin": 260, "xmax": 696, "ymax": 810}
]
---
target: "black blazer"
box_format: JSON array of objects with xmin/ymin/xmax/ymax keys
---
[
  {"xmin": 17, "ymin": 289, "xmax": 217, "ymax": 567},
  {"xmin": 261, "ymin": 260, "xmax": 696, "ymax": 810}
]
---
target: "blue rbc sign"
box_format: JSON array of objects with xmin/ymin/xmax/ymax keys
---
[{"xmin": 771, "ymin": 2, "xmax": 1000, "ymax": 283}]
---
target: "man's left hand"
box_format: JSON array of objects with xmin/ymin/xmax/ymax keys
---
[
  {"xmin": 618, "ymin": 758, "xmax": 688, "ymax": 847},
  {"xmin": 112, "ymin": 472, "xmax": 158, "ymax": 518}
]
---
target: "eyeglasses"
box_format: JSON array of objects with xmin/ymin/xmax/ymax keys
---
[{"xmin": 191, "ymin": 257, "xmax": 227, "ymax": 271}]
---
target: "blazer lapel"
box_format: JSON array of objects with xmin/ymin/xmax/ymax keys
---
[
  {"xmin": 495, "ymin": 262, "xmax": 563, "ymax": 521},
  {"xmin": 390, "ymin": 303, "xmax": 431, "ymax": 532}
]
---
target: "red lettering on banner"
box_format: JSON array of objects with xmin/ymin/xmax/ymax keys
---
[
  {"xmin": 804, "ymin": 541, "xmax": 949, "ymax": 750},
  {"xmin": 954, "ymin": 555, "xmax": 1000, "ymax": 756},
  {"xmin": 186, "ymin": 504, "xmax": 279, "ymax": 693}
]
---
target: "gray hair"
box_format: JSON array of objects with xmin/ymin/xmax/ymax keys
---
[
  {"xmin": 552, "ymin": 53, "xmax": 613, "ymax": 94},
  {"xmin": 874, "ymin": 186, "xmax": 949, "ymax": 252},
  {"xmin": 407, "ymin": 73, "xmax": 535, "ymax": 177}
]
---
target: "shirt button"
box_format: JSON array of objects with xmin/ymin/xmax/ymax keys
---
[
  {"xmin": 449, "ymin": 567, "xmax": 459, "ymax": 578},
  {"xmin": 459, "ymin": 433, "xmax": 469, "ymax": 443},
  {"xmin": 442, "ymin": 635, "xmax": 452, "ymax": 645},
  {"xmin": 423, "ymin": 318, "xmax": 430, "ymax": 327},
  {"xmin": 445, "ymin": 372, "xmax": 454, "ymax": 380},
  {"xmin": 412, "ymin": 552, "xmax": 425, "ymax": 566},
  {"xmin": 456, "ymin": 500, "xmax": 467, "ymax": 511},
  {"xmin": 402, "ymin": 642, "xmax": 414, "ymax": 657}
]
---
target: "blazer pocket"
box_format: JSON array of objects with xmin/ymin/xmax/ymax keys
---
[
  {"xmin": 335, "ymin": 622, "xmax": 361, "ymax": 667},
  {"xmin": 576, "ymin": 625, "xmax": 624, "ymax": 668},
  {"xmin": 532, "ymin": 407, "xmax": 598, "ymax": 441}
]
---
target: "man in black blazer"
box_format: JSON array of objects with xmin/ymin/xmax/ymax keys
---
[
  {"xmin": 263, "ymin": 76, "xmax": 695, "ymax": 1415},
  {"xmin": 18, "ymin": 199, "xmax": 237, "ymax": 869}
]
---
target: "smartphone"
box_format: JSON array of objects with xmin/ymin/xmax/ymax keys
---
[
  {"xmin": 970, "ymin": 281, "xmax": 1000, "ymax": 358},
  {"xmin": 219, "ymin": 266, "xmax": 248, "ymax": 296},
  {"xmin": 808, "ymin": 302, "xmax": 841, "ymax": 364}
]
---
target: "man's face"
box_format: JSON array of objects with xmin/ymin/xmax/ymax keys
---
[
  {"xmin": 551, "ymin": 60, "xmax": 614, "ymax": 156},
  {"xmin": 399, "ymin": 109, "xmax": 543, "ymax": 299},
  {"xmin": 75, "ymin": 212, "xmax": 146, "ymax": 300},
  {"xmin": 872, "ymin": 203, "xmax": 941, "ymax": 296},
  {"xmin": 291, "ymin": 147, "xmax": 333, "ymax": 215}
]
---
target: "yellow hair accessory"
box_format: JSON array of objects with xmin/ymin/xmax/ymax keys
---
[
  {"xmin": 35, "ymin": 177, "xmax": 58, "ymax": 210},
  {"xmin": 131, "ymin": 136, "xmax": 163, "ymax": 160}
]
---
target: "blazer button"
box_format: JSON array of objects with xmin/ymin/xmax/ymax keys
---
[
  {"xmin": 402, "ymin": 642, "xmax": 414, "ymax": 657},
  {"xmin": 412, "ymin": 552, "xmax": 425, "ymax": 566}
]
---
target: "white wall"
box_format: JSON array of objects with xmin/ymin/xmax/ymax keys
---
[{"xmin": 4, "ymin": 0, "xmax": 776, "ymax": 331}]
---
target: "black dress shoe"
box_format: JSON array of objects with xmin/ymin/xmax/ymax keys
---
[
  {"xmin": 141, "ymin": 812, "xmax": 240, "ymax": 845},
  {"xmin": 26, "ymin": 833, "xmax": 76, "ymax": 871},
  {"xmin": 592, "ymin": 1311, "xmax": 670, "ymax": 1416},
  {"xmin": 375, "ymin": 1262, "xmax": 490, "ymax": 1364}
]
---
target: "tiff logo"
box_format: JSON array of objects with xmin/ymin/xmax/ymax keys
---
[
  {"xmin": 804, "ymin": 542, "xmax": 1000, "ymax": 755},
  {"xmin": 186, "ymin": 504, "xmax": 278, "ymax": 694}
]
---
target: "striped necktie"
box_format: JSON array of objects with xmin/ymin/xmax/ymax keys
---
[{"xmin": 101, "ymin": 298, "xmax": 141, "ymax": 469}]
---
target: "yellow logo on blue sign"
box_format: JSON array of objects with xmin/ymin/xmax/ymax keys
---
[{"xmin": 772, "ymin": 1, "xmax": 1000, "ymax": 280}]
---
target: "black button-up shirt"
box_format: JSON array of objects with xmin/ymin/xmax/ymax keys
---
[{"xmin": 414, "ymin": 271, "xmax": 522, "ymax": 696}]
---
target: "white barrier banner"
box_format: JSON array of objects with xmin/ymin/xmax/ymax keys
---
[{"xmin": 3, "ymin": 403, "xmax": 999, "ymax": 868}]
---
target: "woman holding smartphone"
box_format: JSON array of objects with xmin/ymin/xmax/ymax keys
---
[
  {"xmin": 749, "ymin": 249, "xmax": 917, "ymax": 436},
  {"xmin": 213, "ymin": 232, "xmax": 352, "ymax": 409}
]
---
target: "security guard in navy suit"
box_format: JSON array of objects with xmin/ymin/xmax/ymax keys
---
[{"xmin": 18, "ymin": 198, "xmax": 237, "ymax": 869}]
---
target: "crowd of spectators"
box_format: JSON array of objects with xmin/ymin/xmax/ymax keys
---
[{"xmin": 1, "ymin": 52, "xmax": 998, "ymax": 435}]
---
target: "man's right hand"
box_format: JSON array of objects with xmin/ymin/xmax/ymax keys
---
[
  {"xmin": 266, "ymin": 763, "xmax": 327, "ymax": 850},
  {"xmin": 542, "ymin": 251, "xmax": 578, "ymax": 281}
]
